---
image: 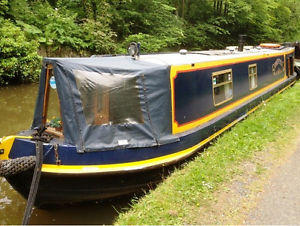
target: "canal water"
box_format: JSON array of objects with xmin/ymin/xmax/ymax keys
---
[{"xmin": 0, "ymin": 84, "xmax": 131, "ymax": 225}]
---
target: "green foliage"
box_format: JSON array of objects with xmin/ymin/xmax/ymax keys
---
[
  {"xmin": 177, "ymin": 0, "xmax": 300, "ymax": 49},
  {"xmin": 43, "ymin": 13, "xmax": 85, "ymax": 51},
  {"xmin": 1, "ymin": 0, "xmax": 300, "ymax": 85},
  {"xmin": 9, "ymin": 0, "xmax": 85, "ymax": 50},
  {"xmin": 110, "ymin": 0, "xmax": 184, "ymax": 52},
  {"xmin": 5, "ymin": 0, "xmax": 300, "ymax": 54},
  {"xmin": 0, "ymin": 19, "xmax": 41, "ymax": 85},
  {"xmin": 272, "ymin": 0, "xmax": 300, "ymax": 41},
  {"xmin": 81, "ymin": 19, "xmax": 117, "ymax": 54},
  {"xmin": 8, "ymin": 0, "xmax": 118, "ymax": 55},
  {"xmin": 121, "ymin": 33, "xmax": 168, "ymax": 53},
  {"xmin": 0, "ymin": 0, "xmax": 8, "ymax": 16},
  {"xmin": 49, "ymin": 117, "xmax": 62, "ymax": 128}
]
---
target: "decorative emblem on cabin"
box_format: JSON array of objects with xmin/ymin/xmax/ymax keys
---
[{"xmin": 272, "ymin": 58, "xmax": 284, "ymax": 76}]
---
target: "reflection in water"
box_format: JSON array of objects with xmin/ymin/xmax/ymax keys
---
[
  {"xmin": 29, "ymin": 198, "xmax": 131, "ymax": 225},
  {"xmin": 0, "ymin": 177, "xmax": 26, "ymax": 225},
  {"xmin": 0, "ymin": 83, "xmax": 38, "ymax": 137},
  {"xmin": 0, "ymin": 84, "xmax": 131, "ymax": 225}
]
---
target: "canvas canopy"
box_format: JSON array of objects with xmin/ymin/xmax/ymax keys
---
[{"xmin": 32, "ymin": 56, "xmax": 178, "ymax": 152}]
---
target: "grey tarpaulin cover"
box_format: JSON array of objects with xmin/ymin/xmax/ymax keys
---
[{"xmin": 32, "ymin": 56, "xmax": 178, "ymax": 152}]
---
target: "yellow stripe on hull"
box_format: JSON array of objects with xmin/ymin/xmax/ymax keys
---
[
  {"xmin": 41, "ymin": 76, "xmax": 295, "ymax": 175},
  {"xmin": 42, "ymin": 117, "xmax": 240, "ymax": 174},
  {"xmin": 0, "ymin": 136, "xmax": 31, "ymax": 160}
]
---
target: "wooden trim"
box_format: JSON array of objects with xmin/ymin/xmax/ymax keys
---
[
  {"xmin": 42, "ymin": 64, "xmax": 53, "ymax": 125},
  {"xmin": 45, "ymin": 127, "xmax": 64, "ymax": 139},
  {"xmin": 212, "ymin": 69, "xmax": 233, "ymax": 106},
  {"xmin": 248, "ymin": 64, "xmax": 258, "ymax": 90},
  {"xmin": 214, "ymin": 80, "xmax": 232, "ymax": 88}
]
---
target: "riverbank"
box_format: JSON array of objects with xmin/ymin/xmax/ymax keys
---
[
  {"xmin": 115, "ymin": 81, "xmax": 300, "ymax": 225},
  {"xmin": 245, "ymin": 135, "xmax": 300, "ymax": 224}
]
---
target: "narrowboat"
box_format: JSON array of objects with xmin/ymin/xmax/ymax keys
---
[{"xmin": 0, "ymin": 42, "xmax": 298, "ymax": 206}]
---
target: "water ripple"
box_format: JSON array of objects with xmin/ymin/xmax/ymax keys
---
[{"xmin": 0, "ymin": 197, "xmax": 12, "ymax": 209}]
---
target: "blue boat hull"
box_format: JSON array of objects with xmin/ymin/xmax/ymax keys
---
[{"xmin": 4, "ymin": 74, "xmax": 297, "ymax": 205}]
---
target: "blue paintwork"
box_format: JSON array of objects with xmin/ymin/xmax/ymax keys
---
[
  {"xmin": 175, "ymin": 56, "xmax": 285, "ymax": 125},
  {"xmin": 8, "ymin": 52, "xmax": 296, "ymax": 167}
]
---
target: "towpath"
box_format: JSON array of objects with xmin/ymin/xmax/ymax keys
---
[
  {"xmin": 195, "ymin": 133, "xmax": 300, "ymax": 225},
  {"xmin": 244, "ymin": 138, "xmax": 300, "ymax": 224}
]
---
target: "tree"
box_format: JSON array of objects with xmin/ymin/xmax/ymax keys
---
[
  {"xmin": 108, "ymin": 0, "xmax": 184, "ymax": 52},
  {"xmin": 0, "ymin": 19, "xmax": 41, "ymax": 85},
  {"xmin": 0, "ymin": 0, "xmax": 8, "ymax": 17}
]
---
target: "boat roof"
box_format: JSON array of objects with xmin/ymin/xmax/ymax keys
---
[
  {"xmin": 139, "ymin": 46, "xmax": 295, "ymax": 65},
  {"xmin": 44, "ymin": 46, "xmax": 294, "ymax": 70}
]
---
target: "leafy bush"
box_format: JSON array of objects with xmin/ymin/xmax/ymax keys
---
[
  {"xmin": 183, "ymin": 22, "xmax": 230, "ymax": 50},
  {"xmin": 9, "ymin": 0, "xmax": 117, "ymax": 55},
  {"xmin": 81, "ymin": 19, "xmax": 117, "ymax": 54},
  {"xmin": 115, "ymin": 0, "xmax": 184, "ymax": 52},
  {"xmin": 9, "ymin": 0, "xmax": 85, "ymax": 50},
  {"xmin": 0, "ymin": 0, "xmax": 8, "ymax": 16},
  {"xmin": 120, "ymin": 33, "xmax": 168, "ymax": 53},
  {"xmin": 43, "ymin": 12, "xmax": 86, "ymax": 51},
  {"xmin": 0, "ymin": 19, "xmax": 41, "ymax": 85}
]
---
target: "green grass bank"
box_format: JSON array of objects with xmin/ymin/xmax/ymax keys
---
[{"xmin": 115, "ymin": 81, "xmax": 300, "ymax": 225}]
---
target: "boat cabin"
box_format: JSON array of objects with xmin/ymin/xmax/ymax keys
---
[{"xmin": 35, "ymin": 45, "xmax": 295, "ymax": 153}]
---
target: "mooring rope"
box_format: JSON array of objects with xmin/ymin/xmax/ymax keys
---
[{"xmin": 22, "ymin": 140, "xmax": 43, "ymax": 225}]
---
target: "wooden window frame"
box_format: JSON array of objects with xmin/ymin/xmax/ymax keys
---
[
  {"xmin": 212, "ymin": 69, "xmax": 233, "ymax": 106},
  {"xmin": 248, "ymin": 64, "xmax": 258, "ymax": 90}
]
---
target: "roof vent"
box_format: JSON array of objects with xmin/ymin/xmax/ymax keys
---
[
  {"xmin": 226, "ymin": 46, "xmax": 236, "ymax": 53},
  {"xmin": 179, "ymin": 49, "xmax": 188, "ymax": 55}
]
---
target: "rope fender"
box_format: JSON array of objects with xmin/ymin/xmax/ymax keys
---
[{"xmin": 0, "ymin": 156, "xmax": 36, "ymax": 177}]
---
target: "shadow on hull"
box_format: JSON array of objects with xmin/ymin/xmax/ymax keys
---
[{"xmin": 5, "ymin": 153, "xmax": 201, "ymax": 207}]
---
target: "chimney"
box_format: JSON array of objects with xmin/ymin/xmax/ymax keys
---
[{"xmin": 238, "ymin": 35, "xmax": 247, "ymax": 52}]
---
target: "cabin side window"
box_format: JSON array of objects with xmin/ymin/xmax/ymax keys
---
[
  {"xmin": 74, "ymin": 70, "xmax": 143, "ymax": 125},
  {"xmin": 212, "ymin": 69, "xmax": 233, "ymax": 106},
  {"xmin": 248, "ymin": 64, "xmax": 258, "ymax": 90}
]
